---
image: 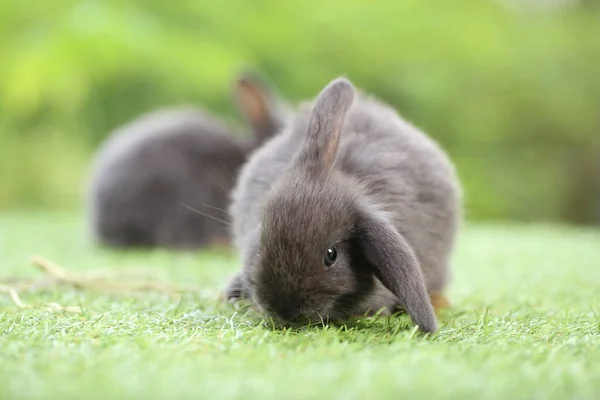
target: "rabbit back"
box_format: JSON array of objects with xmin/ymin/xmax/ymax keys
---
[
  {"xmin": 89, "ymin": 107, "xmax": 246, "ymax": 249},
  {"xmin": 337, "ymin": 97, "xmax": 461, "ymax": 291}
]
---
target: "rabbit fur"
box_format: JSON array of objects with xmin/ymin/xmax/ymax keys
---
[{"xmin": 225, "ymin": 77, "xmax": 462, "ymax": 333}]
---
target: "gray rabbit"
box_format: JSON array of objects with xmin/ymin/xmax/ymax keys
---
[
  {"xmin": 87, "ymin": 72, "xmax": 291, "ymax": 250},
  {"xmin": 224, "ymin": 77, "xmax": 462, "ymax": 333}
]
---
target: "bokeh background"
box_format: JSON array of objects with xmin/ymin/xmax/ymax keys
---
[{"xmin": 1, "ymin": 0, "xmax": 599, "ymax": 226}]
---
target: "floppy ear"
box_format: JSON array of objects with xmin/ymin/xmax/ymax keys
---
[
  {"xmin": 235, "ymin": 71, "xmax": 283, "ymax": 144},
  {"xmin": 357, "ymin": 210, "xmax": 438, "ymax": 333},
  {"xmin": 296, "ymin": 77, "xmax": 355, "ymax": 171}
]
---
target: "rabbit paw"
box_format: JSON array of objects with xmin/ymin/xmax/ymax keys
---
[{"xmin": 220, "ymin": 273, "xmax": 245, "ymax": 303}]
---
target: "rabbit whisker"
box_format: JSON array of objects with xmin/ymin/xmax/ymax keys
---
[
  {"xmin": 206, "ymin": 171, "xmax": 232, "ymax": 196},
  {"xmin": 218, "ymin": 161, "xmax": 236, "ymax": 181},
  {"xmin": 180, "ymin": 202, "xmax": 230, "ymax": 226},
  {"xmin": 201, "ymin": 203, "xmax": 232, "ymax": 216}
]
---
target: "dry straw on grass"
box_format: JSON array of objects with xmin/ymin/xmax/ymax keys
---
[{"xmin": 0, "ymin": 255, "xmax": 200, "ymax": 313}]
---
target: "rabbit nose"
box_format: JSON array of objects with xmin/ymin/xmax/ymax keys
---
[{"xmin": 273, "ymin": 297, "xmax": 301, "ymax": 322}]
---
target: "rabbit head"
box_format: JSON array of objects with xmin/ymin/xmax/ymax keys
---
[{"xmin": 242, "ymin": 78, "xmax": 438, "ymax": 333}]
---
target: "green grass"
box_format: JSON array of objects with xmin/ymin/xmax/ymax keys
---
[{"xmin": 0, "ymin": 211, "xmax": 599, "ymax": 400}]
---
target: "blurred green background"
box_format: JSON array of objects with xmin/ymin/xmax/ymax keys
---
[{"xmin": 1, "ymin": 0, "xmax": 599, "ymax": 225}]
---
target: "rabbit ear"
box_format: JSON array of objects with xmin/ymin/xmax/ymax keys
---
[
  {"xmin": 357, "ymin": 210, "xmax": 438, "ymax": 333},
  {"xmin": 296, "ymin": 77, "xmax": 355, "ymax": 171},
  {"xmin": 235, "ymin": 71, "xmax": 285, "ymax": 144}
]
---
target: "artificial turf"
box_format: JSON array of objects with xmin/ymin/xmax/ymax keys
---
[{"xmin": 1, "ymin": 211, "xmax": 598, "ymax": 399}]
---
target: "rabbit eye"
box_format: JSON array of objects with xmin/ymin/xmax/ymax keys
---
[{"xmin": 324, "ymin": 246, "xmax": 337, "ymax": 268}]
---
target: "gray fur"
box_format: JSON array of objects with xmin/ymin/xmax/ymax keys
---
[
  {"xmin": 227, "ymin": 77, "xmax": 462, "ymax": 333},
  {"xmin": 87, "ymin": 73, "xmax": 290, "ymax": 250}
]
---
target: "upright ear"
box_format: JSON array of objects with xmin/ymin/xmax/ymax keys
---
[
  {"xmin": 235, "ymin": 70, "xmax": 289, "ymax": 145},
  {"xmin": 296, "ymin": 77, "xmax": 355, "ymax": 171},
  {"xmin": 357, "ymin": 210, "xmax": 438, "ymax": 333}
]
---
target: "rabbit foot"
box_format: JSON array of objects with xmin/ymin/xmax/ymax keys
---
[
  {"xmin": 429, "ymin": 291, "xmax": 449, "ymax": 312},
  {"xmin": 221, "ymin": 273, "xmax": 245, "ymax": 303}
]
